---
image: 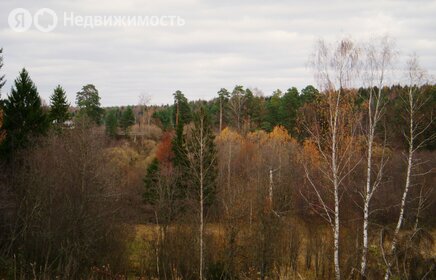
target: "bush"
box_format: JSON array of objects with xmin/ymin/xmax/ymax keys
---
[{"xmin": 0, "ymin": 126, "xmax": 129, "ymax": 278}]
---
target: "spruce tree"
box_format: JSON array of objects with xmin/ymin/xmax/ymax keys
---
[
  {"xmin": 105, "ymin": 109, "xmax": 118, "ymax": 137},
  {"xmin": 0, "ymin": 68, "xmax": 48, "ymax": 159},
  {"xmin": 143, "ymin": 158, "xmax": 160, "ymax": 204},
  {"xmin": 280, "ymin": 87, "xmax": 300, "ymax": 134},
  {"xmin": 172, "ymin": 116, "xmax": 189, "ymax": 199},
  {"xmin": 49, "ymin": 85, "xmax": 70, "ymax": 126},
  {"xmin": 119, "ymin": 106, "xmax": 135, "ymax": 134}
]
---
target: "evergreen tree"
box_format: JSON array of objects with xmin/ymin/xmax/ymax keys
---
[
  {"xmin": 153, "ymin": 106, "xmax": 173, "ymax": 129},
  {"xmin": 119, "ymin": 106, "xmax": 135, "ymax": 134},
  {"xmin": 105, "ymin": 109, "xmax": 118, "ymax": 137},
  {"xmin": 0, "ymin": 69, "xmax": 48, "ymax": 159},
  {"xmin": 217, "ymin": 88, "xmax": 230, "ymax": 131},
  {"xmin": 280, "ymin": 87, "xmax": 300, "ymax": 134},
  {"xmin": 173, "ymin": 90, "xmax": 191, "ymax": 127},
  {"xmin": 245, "ymin": 88, "xmax": 265, "ymax": 130},
  {"xmin": 143, "ymin": 158, "xmax": 160, "ymax": 204},
  {"xmin": 49, "ymin": 85, "xmax": 70, "ymax": 126},
  {"xmin": 171, "ymin": 113, "xmax": 189, "ymax": 199},
  {"xmin": 76, "ymin": 84, "xmax": 104, "ymax": 125},
  {"xmin": 300, "ymin": 85, "xmax": 319, "ymax": 104},
  {"xmin": 265, "ymin": 89, "xmax": 283, "ymax": 130},
  {"xmin": 228, "ymin": 85, "xmax": 247, "ymax": 131},
  {"xmin": 0, "ymin": 48, "xmax": 5, "ymax": 93}
]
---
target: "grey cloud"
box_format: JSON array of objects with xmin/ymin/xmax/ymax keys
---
[{"xmin": 0, "ymin": 0, "xmax": 435, "ymax": 106}]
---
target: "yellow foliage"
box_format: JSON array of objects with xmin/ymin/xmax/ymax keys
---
[
  {"xmin": 269, "ymin": 125, "xmax": 296, "ymax": 144},
  {"xmin": 302, "ymin": 139, "xmax": 320, "ymax": 167},
  {"xmin": 246, "ymin": 130, "xmax": 269, "ymax": 145},
  {"xmin": 217, "ymin": 127, "xmax": 243, "ymax": 143},
  {"xmin": 105, "ymin": 142, "xmax": 153, "ymax": 170}
]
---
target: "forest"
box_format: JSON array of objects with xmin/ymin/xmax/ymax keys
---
[{"xmin": 0, "ymin": 38, "xmax": 435, "ymax": 280}]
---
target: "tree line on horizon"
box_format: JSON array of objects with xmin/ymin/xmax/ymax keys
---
[{"xmin": 0, "ymin": 37, "xmax": 435, "ymax": 280}]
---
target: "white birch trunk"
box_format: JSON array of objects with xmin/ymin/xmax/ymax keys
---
[
  {"xmin": 332, "ymin": 92, "xmax": 341, "ymax": 280},
  {"xmin": 332, "ymin": 142, "xmax": 341, "ymax": 280},
  {"xmin": 199, "ymin": 118, "xmax": 204, "ymax": 280},
  {"xmin": 361, "ymin": 107, "xmax": 375, "ymax": 277},
  {"xmin": 384, "ymin": 90, "xmax": 414, "ymax": 280}
]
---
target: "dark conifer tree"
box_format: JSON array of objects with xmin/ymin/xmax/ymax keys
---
[
  {"xmin": 0, "ymin": 68, "xmax": 48, "ymax": 159},
  {"xmin": 143, "ymin": 158, "xmax": 160, "ymax": 204},
  {"xmin": 49, "ymin": 85, "xmax": 70, "ymax": 126},
  {"xmin": 173, "ymin": 90, "xmax": 191, "ymax": 127},
  {"xmin": 119, "ymin": 106, "xmax": 135, "ymax": 134}
]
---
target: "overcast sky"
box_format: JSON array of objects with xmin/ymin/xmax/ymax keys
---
[{"xmin": 1, "ymin": 0, "xmax": 435, "ymax": 106}]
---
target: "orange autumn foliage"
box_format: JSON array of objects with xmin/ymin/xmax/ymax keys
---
[
  {"xmin": 269, "ymin": 125, "xmax": 296, "ymax": 144},
  {"xmin": 302, "ymin": 139, "xmax": 320, "ymax": 167},
  {"xmin": 155, "ymin": 132, "xmax": 174, "ymax": 166}
]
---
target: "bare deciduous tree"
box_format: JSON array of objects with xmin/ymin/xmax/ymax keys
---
[
  {"xmin": 306, "ymin": 38, "xmax": 360, "ymax": 280},
  {"xmin": 359, "ymin": 37, "xmax": 395, "ymax": 277},
  {"xmin": 384, "ymin": 55, "xmax": 434, "ymax": 280},
  {"xmin": 185, "ymin": 108, "xmax": 217, "ymax": 280}
]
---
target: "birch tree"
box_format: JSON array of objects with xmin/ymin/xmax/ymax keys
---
[
  {"xmin": 306, "ymin": 38, "xmax": 360, "ymax": 280},
  {"xmin": 185, "ymin": 107, "xmax": 217, "ymax": 280},
  {"xmin": 359, "ymin": 37, "xmax": 395, "ymax": 277},
  {"xmin": 384, "ymin": 55, "xmax": 433, "ymax": 280}
]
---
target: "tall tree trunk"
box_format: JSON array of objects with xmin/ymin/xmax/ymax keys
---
[
  {"xmin": 219, "ymin": 98, "xmax": 223, "ymax": 132},
  {"xmin": 332, "ymin": 91, "xmax": 341, "ymax": 280},
  {"xmin": 384, "ymin": 88, "xmax": 414, "ymax": 280},
  {"xmin": 199, "ymin": 118, "xmax": 204, "ymax": 280}
]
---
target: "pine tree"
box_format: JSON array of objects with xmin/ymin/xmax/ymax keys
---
[
  {"xmin": 0, "ymin": 68, "xmax": 48, "ymax": 159},
  {"xmin": 217, "ymin": 88, "xmax": 230, "ymax": 131},
  {"xmin": 76, "ymin": 84, "xmax": 104, "ymax": 125},
  {"xmin": 300, "ymin": 85, "xmax": 319, "ymax": 104},
  {"xmin": 49, "ymin": 85, "xmax": 70, "ymax": 126},
  {"xmin": 119, "ymin": 106, "xmax": 135, "ymax": 134},
  {"xmin": 105, "ymin": 109, "xmax": 118, "ymax": 137},
  {"xmin": 228, "ymin": 85, "xmax": 246, "ymax": 131},
  {"xmin": 173, "ymin": 90, "xmax": 191, "ymax": 127}
]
